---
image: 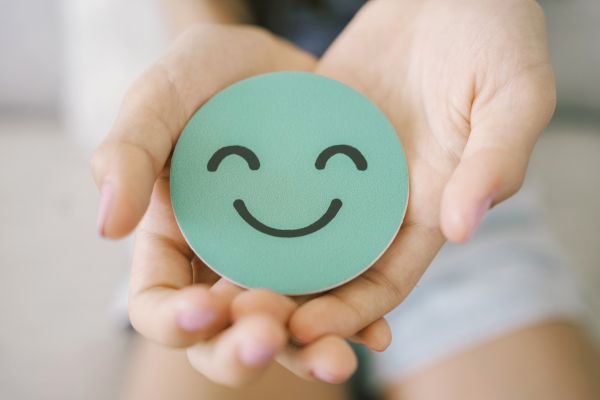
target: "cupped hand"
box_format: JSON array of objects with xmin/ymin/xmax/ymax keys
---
[
  {"xmin": 91, "ymin": 24, "xmax": 387, "ymax": 386},
  {"xmin": 289, "ymin": 0, "xmax": 556, "ymax": 344}
]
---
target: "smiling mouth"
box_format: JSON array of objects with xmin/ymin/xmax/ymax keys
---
[{"xmin": 233, "ymin": 199, "xmax": 342, "ymax": 238}]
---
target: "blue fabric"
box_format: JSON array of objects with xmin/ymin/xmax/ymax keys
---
[{"xmin": 249, "ymin": 0, "xmax": 365, "ymax": 56}]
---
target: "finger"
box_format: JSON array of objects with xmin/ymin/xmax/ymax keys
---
[
  {"xmin": 230, "ymin": 289, "xmax": 358, "ymax": 382},
  {"xmin": 190, "ymin": 256, "xmax": 221, "ymax": 286},
  {"xmin": 130, "ymin": 283, "xmax": 230, "ymax": 348},
  {"xmin": 92, "ymin": 25, "xmax": 316, "ymax": 239},
  {"xmin": 230, "ymin": 288, "xmax": 392, "ymax": 351},
  {"xmin": 128, "ymin": 177, "xmax": 229, "ymax": 347},
  {"xmin": 290, "ymin": 224, "xmax": 445, "ymax": 344},
  {"xmin": 231, "ymin": 289, "xmax": 297, "ymax": 323},
  {"xmin": 277, "ymin": 335, "xmax": 358, "ymax": 384},
  {"xmin": 350, "ymin": 317, "xmax": 392, "ymax": 352},
  {"xmin": 441, "ymin": 64, "xmax": 556, "ymax": 243},
  {"xmin": 186, "ymin": 314, "xmax": 287, "ymax": 387},
  {"xmin": 209, "ymin": 278, "xmax": 246, "ymax": 303}
]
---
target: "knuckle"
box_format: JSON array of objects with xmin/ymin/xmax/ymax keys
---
[
  {"xmin": 359, "ymin": 268, "xmax": 404, "ymax": 308},
  {"xmin": 90, "ymin": 146, "xmax": 108, "ymax": 176},
  {"xmin": 289, "ymin": 300, "xmax": 334, "ymax": 342},
  {"xmin": 128, "ymin": 299, "xmax": 186, "ymax": 348},
  {"xmin": 503, "ymin": 171, "xmax": 525, "ymax": 199}
]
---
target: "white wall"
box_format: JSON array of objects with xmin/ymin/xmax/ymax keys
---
[
  {"xmin": 0, "ymin": 0, "xmax": 62, "ymax": 115},
  {"xmin": 61, "ymin": 0, "xmax": 168, "ymax": 152},
  {"xmin": 0, "ymin": 1, "xmax": 598, "ymax": 123},
  {"xmin": 545, "ymin": 0, "xmax": 600, "ymax": 109}
]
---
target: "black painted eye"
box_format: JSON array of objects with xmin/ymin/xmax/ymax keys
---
[
  {"xmin": 207, "ymin": 146, "xmax": 260, "ymax": 171},
  {"xmin": 315, "ymin": 145, "xmax": 367, "ymax": 171}
]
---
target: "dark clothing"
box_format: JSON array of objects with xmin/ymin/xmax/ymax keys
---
[{"xmin": 247, "ymin": 0, "xmax": 366, "ymax": 56}]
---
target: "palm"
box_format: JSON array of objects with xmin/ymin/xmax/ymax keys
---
[
  {"xmin": 95, "ymin": 25, "xmax": 369, "ymax": 384},
  {"xmin": 289, "ymin": 0, "xmax": 556, "ymax": 342},
  {"xmin": 325, "ymin": 0, "xmax": 555, "ymax": 226}
]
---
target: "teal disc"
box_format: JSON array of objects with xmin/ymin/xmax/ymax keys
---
[{"xmin": 170, "ymin": 72, "xmax": 408, "ymax": 295}]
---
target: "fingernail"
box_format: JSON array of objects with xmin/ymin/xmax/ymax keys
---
[
  {"xmin": 176, "ymin": 309, "xmax": 216, "ymax": 332},
  {"xmin": 469, "ymin": 194, "xmax": 494, "ymax": 239},
  {"xmin": 239, "ymin": 345, "xmax": 275, "ymax": 366},
  {"xmin": 97, "ymin": 181, "xmax": 113, "ymax": 237},
  {"xmin": 311, "ymin": 369, "xmax": 341, "ymax": 384}
]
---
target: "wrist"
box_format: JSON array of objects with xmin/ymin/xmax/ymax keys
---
[{"xmin": 164, "ymin": 0, "xmax": 253, "ymax": 37}]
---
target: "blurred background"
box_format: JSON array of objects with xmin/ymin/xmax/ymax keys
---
[{"xmin": 0, "ymin": 0, "xmax": 598, "ymax": 399}]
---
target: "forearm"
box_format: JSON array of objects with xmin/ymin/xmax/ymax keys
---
[{"xmin": 163, "ymin": 0, "xmax": 252, "ymax": 36}]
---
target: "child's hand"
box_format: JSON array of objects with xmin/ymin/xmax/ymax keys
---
[
  {"xmin": 91, "ymin": 24, "xmax": 386, "ymax": 386},
  {"xmin": 288, "ymin": 0, "xmax": 556, "ymax": 346}
]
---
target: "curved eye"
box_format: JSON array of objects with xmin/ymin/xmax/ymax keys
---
[
  {"xmin": 207, "ymin": 146, "xmax": 260, "ymax": 171},
  {"xmin": 315, "ymin": 145, "xmax": 367, "ymax": 171}
]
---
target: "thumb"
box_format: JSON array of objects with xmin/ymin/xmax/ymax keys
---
[
  {"xmin": 440, "ymin": 66, "xmax": 556, "ymax": 243},
  {"xmin": 440, "ymin": 147, "xmax": 529, "ymax": 243},
  {"xmin": 91, "ymin": 26, "xmax": 316, "ymax": 239}
]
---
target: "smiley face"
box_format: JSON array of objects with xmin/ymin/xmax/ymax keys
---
[
  {"xmin": 208, "ymin": 144, "xmax": 366, "ymax": 237},
  {"xmin": 170, "ymin": 72, "xmax": 408, "ymax": 295}
]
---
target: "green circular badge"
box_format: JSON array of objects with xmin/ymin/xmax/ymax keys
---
[{"xmin": 171, "ymin": 72, "xmax": 408, "ymax": 295}]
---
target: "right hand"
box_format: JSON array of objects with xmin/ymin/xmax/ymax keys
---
[{"xmin": 91, "ymin": 24, "xmax": 389, "ymax": 386}]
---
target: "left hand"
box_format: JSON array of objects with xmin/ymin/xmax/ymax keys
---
[
  {"xmin": 289, "ymin": 0, "xmax": 556, "ymax": 344},
  {"xmin": 91, "ymin": 24, "xmax": 387, "ymax": 386}
]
